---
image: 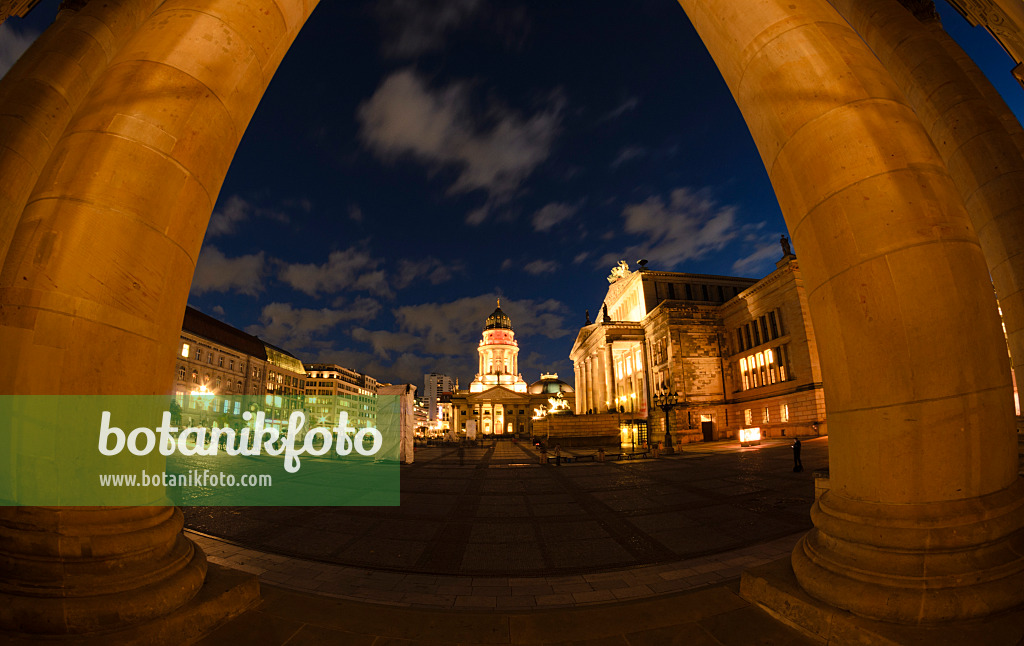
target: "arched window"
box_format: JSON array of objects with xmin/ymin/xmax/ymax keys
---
[
  {"xmin": 191, "ymin": 370, "xmax": 199, "ymax": 384},
  {"xmin": 178, "ymin": 365, "xmax": 186, "ymax": 381}
]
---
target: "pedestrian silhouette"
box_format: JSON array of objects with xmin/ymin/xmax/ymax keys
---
[{"xmin": 792, "ymin": 438, "xmax": 803, "ymax": 472}]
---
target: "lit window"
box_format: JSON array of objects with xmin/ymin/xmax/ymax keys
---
[
  {"xmin": 781, "ymin": 403, "xmax": 790, "ymax": 422},
  {"xmin": 191, "ymin": 370, "xmax": 199, "ymax": 384},
  {"xmin": 626, "ymin": 357, "xmax": 633, "ymax": 375},
  {"xmin": 749, "ymin": 355, "xmax": 759, "ymax": 387},
  {"xmin": 744, "ymin": 409, "xmax": 752, "ymax": 425},
  {"xmin": 763, "ymin": 407, "xmax": 769, "ymax": 423},
  {"xmin": 740, "ymin": 358, "xmax": 749, "ymax": 390},
  {"xmin": 181, "ymin": 343, "xmax": 190, "ymax": 358}
]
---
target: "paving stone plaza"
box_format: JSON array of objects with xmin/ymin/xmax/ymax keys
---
[{"xmin": 179, "ymin": 438, "xmax": 827, "ymax": 643}]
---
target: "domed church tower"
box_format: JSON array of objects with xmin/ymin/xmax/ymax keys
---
[{"xmin": 469, "ymin": 300, "xmax": 528, "ymax": 393}]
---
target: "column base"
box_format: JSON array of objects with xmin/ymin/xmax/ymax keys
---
[
  {"xmin": 0, "ymin": 563, "xmax": 259, "ymax": 645},
  {"xmin": 741, "ymin": 557, "xmax": 1024, "ymax": 645},
  {"xmin": 793, "ymin": 479, "xmax": 1024, "ymax": 624}
]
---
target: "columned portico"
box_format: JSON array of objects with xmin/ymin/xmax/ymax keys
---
[{"xmin": 677, "ymin": 0, "xmax": 1024, "ymax": 624}]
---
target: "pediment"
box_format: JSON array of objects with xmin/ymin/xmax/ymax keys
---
[{"xmin": 464, "ymin": 386, "xmax": 530, "ymax": 403}]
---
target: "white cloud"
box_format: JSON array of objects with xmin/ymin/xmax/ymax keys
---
[
  {"xmin": 610, "ymin": 146, "xmax": 646, "ymax": 168},
  {"xmin": 600, "ymin": 96, "xmax": 640, "ymax": 122},
  {"xmin": 279, "ymin": 247, "xmax": 391, "ymax": 298},
  {"xmin": 531, "ymin": 202, "xmax": 577, "ymax": 232},
  {"xmin": 732, "ymin": 238, "xmax": 783, "ymax": 275},
  {"xmin": 190, "ymin": 246, "xmax": 265, "ymax": 296},
  {"xmin": 523, "ymin": 259, "xmax": 558, "ymax": 275},
  {"xmin": 247, "ymin": 301, "xmax": 380, "ymax": 349},
  {"xmin": 0, "ymin": 23, "xmax": 39, "ymax": 80},
  {"xmin": 572, "ymin": 252, "xmax": 589, "ymax": 264},
  {"xmin": 373, "ymin": 0, "xmax": 482, "ymax": 58},
  {"xmin": 348, "ymin": 204, "xmax": 364, "ymax": 222},
  {"xmin": 393, "ymin": 257, "xmax": 454, "ymax": 289},
  {"xmin": 601, "ymin": 188, "xmax": 741, "ymax": 270},
  {"xmin": 206, "ymin": 195, "xmax": 296, "ymax": 238},
  {"xmin": 357, "ymin": 69, "xmax": 563, "ymax": 222}
]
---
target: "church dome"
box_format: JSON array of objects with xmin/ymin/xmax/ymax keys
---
[
  {"xmin": 484, "ymin": 302, "xmax": 513, "ymax": 330},
  {"xmin": 528, "ymin": 373, "xmax": 575, "ymax": 394}
]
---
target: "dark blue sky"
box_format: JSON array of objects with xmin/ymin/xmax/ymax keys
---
[{"xmin": 4, "ymin": 1, "xmax": 1023, "ymax": 387}]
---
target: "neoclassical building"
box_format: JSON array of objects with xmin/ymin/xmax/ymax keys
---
[
  {"xmin": 448, "ymin": 302, "xmax": 574, "ymax": 437},
  {"xmin": 570, "ymin": 245, "xmax": 825, "ymax": 444}
]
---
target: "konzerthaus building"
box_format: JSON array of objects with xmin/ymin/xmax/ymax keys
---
[{"xmin": 570, "ymin": 241, "xmax": 825, "ymax": 445}]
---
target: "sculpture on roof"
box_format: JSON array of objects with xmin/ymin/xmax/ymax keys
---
[{"xmin": 607, "ymin": 260, "xmax": 632, "ymax": 283}]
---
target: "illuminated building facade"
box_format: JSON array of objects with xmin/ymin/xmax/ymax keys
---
[
  {"xmin": 449, "ymin": 303, "xmax": 575, "ymax": 437},
  {"xmin": 174, "ymin": 306, "xmax": 269, "ymax": 427},
  {"xmin": 304, "ymin": 363, "xmax": 378, "ymax": 432},
  {"xmin": 423, "ymin": 372, "xmax": 454, "ymax": 421},
  {"xmin": 570, "ymin": 247, "xmax": 825, "ymax": 444}
]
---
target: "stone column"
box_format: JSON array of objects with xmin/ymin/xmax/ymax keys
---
[
  {"xmin": 677, "ymin": 0, "xmax": 1024, "ymax": 624},
  {"xmin": 0, "ymin": 0, "xmax": 319, "ymax": 634},
  {"xmin": 829, "ymin": 0, "xmax": 1024, "ymax": 448},
  {"xmin": 0, "ymin": 0, "xmax": 164, "ymax": 263}
]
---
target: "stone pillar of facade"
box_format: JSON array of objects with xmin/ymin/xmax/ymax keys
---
[
  {"xmin": 604, "ymin": 345, "xmax": 615, "ymax": 413},
  {"xmin": 0, "ymin": 0, "xmax": 164, "ymax": 263},
  {"xmin": 677, "ymin": 0, "xmax": 1024, "ymax": 624},
  {"xmin": 0, "ymin": 0, "xmax": 319, "ymax": 635},
  {"xmin": 830, "ymin": 0, "xmax": 1024, "ymax": 433}
]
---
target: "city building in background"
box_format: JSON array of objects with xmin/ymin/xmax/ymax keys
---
[
  {"xmin": 262, "ymin": 343, "xmax": 307, "ymax": 429},
  {"xmin": 423, "ymin": 373, "xmax": 454, "ymax": 421},
  {"xmin": 174, "ymin": 307, "xmax": 268, "ymax": 427},
  {"xmin": 304, "ymin": 363, "xmax": 378, "ymax": 432},
  {"xmin": 570, "ymin": 243, "xmax": 825, "ymax": 446}
]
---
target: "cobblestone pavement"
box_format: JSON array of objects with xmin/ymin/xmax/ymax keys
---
[{"xmin": 184, "ymin": 437, "xmax": 827, "ymax": 579}]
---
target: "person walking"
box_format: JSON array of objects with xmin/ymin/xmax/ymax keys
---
[{"xmin": 792, "ymin": 437, "xmax": 803, "ymax": 472}]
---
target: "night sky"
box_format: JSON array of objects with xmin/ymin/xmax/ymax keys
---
[{"xmin": 4, "ymin": 1, "xmax": 1023, "ymax": 387}]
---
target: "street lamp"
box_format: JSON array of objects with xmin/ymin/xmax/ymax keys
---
[{"xmin": 653, "ymin": 392, "xmax": 678, "ymax": 454}]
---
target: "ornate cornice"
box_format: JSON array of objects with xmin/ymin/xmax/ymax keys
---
[{"xmin": 946, "ymin": 0, "xmax": 1024, "ymax": 73}]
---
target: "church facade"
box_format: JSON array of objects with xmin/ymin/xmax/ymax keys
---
[
  {"xmin": 447, "ymin": 303, "xmax": 575, "ymax": 438},
  {"xmin": 570, "ymin": 244, "xmax": 825, "ymax": 445}
]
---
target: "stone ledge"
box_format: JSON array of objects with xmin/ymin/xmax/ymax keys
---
[
  {"xmin": 0, "ymin": 563, "xmax": 260, "ymax": 646},
  {"xmin": 740, "ymin": 557, "xmax": 1024, "ymax": 646}
]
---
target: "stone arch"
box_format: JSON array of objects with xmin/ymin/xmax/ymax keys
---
[{"xmin": 1, "ymin": 0, "xmax": 1023, "ymax": 635}]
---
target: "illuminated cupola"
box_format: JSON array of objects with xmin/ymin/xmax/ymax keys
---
[{"xmin": 469, "ymin": 299, "xmax": 529, "ymax": 393}]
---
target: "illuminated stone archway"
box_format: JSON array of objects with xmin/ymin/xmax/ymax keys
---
[{"xmin": 1, "ymin": 0, "xmax": 1023, "ymax": 636}]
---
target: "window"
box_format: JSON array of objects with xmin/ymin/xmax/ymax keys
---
[
  {"xmin": 177, "ymin": 365, "xmax": 186, "ymax": 380},
  {"xmin": 740, "ymin": 358, "xmax": 749, "ymax": 390},
  {"xmin": 777, "ymin": 345, "xmax": 789, "ymax": 381},
  {"xmin": 191, "ymin": 370, "xmax": 199, "ymax": 384},
  {"xmin": 753, "ymin": 322, "xmax": 761, "ymax": 346},
  {"xmin": 207, "ymin": 353, "xmax": 213, "ymax": 364},
  {"xmin": 781, "ymin": 403, "xmax": 790, "ymax": 422},
  {"xmin": 760, "ymin": 317, "xmax": 770, "ymax": 343},
  {"xmin": 768, "ymin": 312, "xmax": 779, "ymax": 339},
  {"xmin": 218, "ymin": 356, "xmax": 224, "ymax": 367},
  {"xmin": 181, "ymin": 343, "xmax": 190, "ymax": 358},
  {"xmin": 763, "ymin": 407, "xmax": 770, "ymax": 423},
  {"xmin": 736, "ymin": 328, "xmax": 745, "ymax": 353},
  {"xmin": 194, "ymin": 348, "xmax": 202, "ymax": 360},
  {"xmin": 749, "ymin": 355, "xmax": 759, "ymax": 387},
  {"xmin": 745, "ymin": 325, "xmax": 752, "ymax": 349},
  {"xmin": 766, "ymin": 349, "xmax": 777, "ymax": 384},
  {"xmin": 229, "ymin": 359, "xmax": 234, "ymax": 371},
  {"xmin": 744, "ymin": 409, "xmax": 752, "ymax": 425}
]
